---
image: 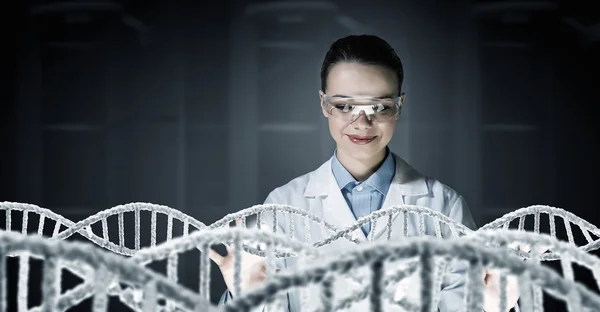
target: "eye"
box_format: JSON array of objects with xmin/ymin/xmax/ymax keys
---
[
  {"xmin": 335, "ymin": 104, "xmax": 353, "ymax": 112},
  {"xmin": 373, "ymin": 104, "xmax": 389, "ymax": 112}
]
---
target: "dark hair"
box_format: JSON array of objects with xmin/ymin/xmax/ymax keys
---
[{"xmin": 320, "ymin": 35, "xmax": 404, "ymax": 95}]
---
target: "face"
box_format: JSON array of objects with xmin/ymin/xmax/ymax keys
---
[{"xmin": 320, "ymin": 62, "xmax": 403, "ymax": 162}]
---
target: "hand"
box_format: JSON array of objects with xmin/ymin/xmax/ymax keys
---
[
  {"xmin": 209, "ymin": 219, "xmax": 268, "ymax": 297},
  {"xmin": 482, "ymin": 268, "xmax": 520, "ymax": 312},
  {"xmin": 507, "ymin": 242, "xmax": 550, "ymax": 256},
  {"xmin": 482, "ymin": 242, "xmax": 549, "ymax": 312}
]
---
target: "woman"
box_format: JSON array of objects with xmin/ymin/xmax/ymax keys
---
[{"xmin": 210, "ymin": 34, "xmax": 518, "ymax": 312}]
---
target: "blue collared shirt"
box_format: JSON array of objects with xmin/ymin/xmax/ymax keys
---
[{"xmin": 331, "ymin": 148, "xmax": 396, "ymax": 236}]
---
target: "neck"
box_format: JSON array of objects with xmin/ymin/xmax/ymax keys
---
[{"xmin": 336, "ymin": 148, "xmax": 388, "ymax": 181}]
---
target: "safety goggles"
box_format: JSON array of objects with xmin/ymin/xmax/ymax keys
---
[{"xmin": 321, "ymin": 93, "xmax": 403, "ymax": 123}]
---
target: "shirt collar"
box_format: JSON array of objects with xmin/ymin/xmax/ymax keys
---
[{"xmin": 331, "ymin": 147, "xmax": 396, "ymax": 195}]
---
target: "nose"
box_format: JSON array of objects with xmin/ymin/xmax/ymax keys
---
[{"xmin": 351, "ymin": 111, "xmax": 373, "ymax": 129}]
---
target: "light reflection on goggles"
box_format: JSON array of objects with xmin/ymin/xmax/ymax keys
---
[{"xmin": 322, "ymin": 94, "xmax": 402, "ymax": 122}]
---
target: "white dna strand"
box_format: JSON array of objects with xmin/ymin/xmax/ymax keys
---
[
  {"xmin": 213, "ymin": 203, "xmax": 475, "ymax": 293},
  {"xmin": 131, "ymin": 227, "xmax": 322, "ymax": 311},
  {"xmin": 207, "ymin": 203, "xmax": 359, "ymax": 249},
  {"xmin": 223, "ymin": 236, "xmax": 600, "ymax": 312},
  {"xmin": 210, "ymin": 205, "xmax": 600, "ymax": 311},
  {"xmin": 141, "ymin": 204, "xmax": 473, "ymax": 311},
  {"xmin": 308, "ymin": 205, "xmax": 600, "ymax": 310},
  {"xmin": 122, "ymin": 204, "xmax": 482, "ymax": 312},
  {"xmin": 307, "ymin": 204, "xmax": 475, "ymax": 306},
  {"xmin": 0, "ymin": 201, "xmax": 207, "ymax": 255},
  {"xmin": 314, "ymin": 204, "xmax": 474, "ymax": 248},
  {"xmin": 0, "ymin": 202, "xmax": 473, "ymax": 312},
  {"xmin": 464, "ymin": 229, "xmax": 600, "ymax": 311},
  {"xmin": 0, "ymin": 230, "xmax": 214, "ymax": 312},
  {"xmin": 30, "ymin": 226, "xmax": 320, "ymax": 312},
  {"xmin": 478, "ymin": 205, "xmax": 600, "ymax": 260},
  {"xmin": 3, "ymin": 201, "xmax": 600, "ymax": 311},
  {"xmin": 0, "ymin": 201, "xmax": 345, "ymax": 311},
  {"xmin": 0, "ymin": 201, "xmax": 207, "ymax": 312}
]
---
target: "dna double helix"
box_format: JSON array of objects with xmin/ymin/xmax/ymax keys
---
[{"xmin": 1, "ymin": 201, "xmax": 600, "ymax": 311}]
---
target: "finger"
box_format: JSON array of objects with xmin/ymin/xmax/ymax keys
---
[
  {"xmin": 258, "ymin": 221, "xmax": 271, "ymax": 232},
  {"xmin": 209, "ymin": 248, "xmax": 224, "ymax": 266},
  {"xmin": 223, "ymin": 242, "xmax": 234, "ymax": 255},
  {"xmin": 518, "ymin": 243, "xmax": 532, "ymax": 253},
  {"xmin": 507, "ymin": 241, "xmax": 520, "ymax": 250},
  {"xmin": 536, "ymin": 245, "xmax": 550, "ymax": 254},
  {"xmin": 260, "ymin": 262, "xmax": 267, "ymax": 274},
  {"xmin": 235, "ymin": 218, "xmax": 243, "ymax": 228}
]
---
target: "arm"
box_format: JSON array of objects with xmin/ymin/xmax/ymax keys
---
[
  {"xmin": 438, "ymin": 196, "xmax": 519, "ymax": 312},
  {"xmin": 217, "ymin": 189, "xmax": 291, "ymax": 311},
  {"xmin": 255, "ymin": 189, "xmax": 293, "ymax": 311},
  {"xmin": 438, "ymin": 196, "xmax": 477, "ymax": 312}
]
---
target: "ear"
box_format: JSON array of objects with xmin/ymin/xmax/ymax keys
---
[
  {"xmin": 319, "ymin": 90, "xmax": 329, "ymax": 118},
  {"xmin": 395, "ymin": 92, "xmax": 406, "ymax": 120}
]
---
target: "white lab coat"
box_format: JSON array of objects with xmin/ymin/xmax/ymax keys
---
[{"xmin": 234, "ymin": 152, "xmax": 477, "ymax": 311}]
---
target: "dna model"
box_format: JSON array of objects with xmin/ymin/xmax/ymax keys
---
[{"xmin": 1, "ymin": 201, "xmax": 599, "ymax": 312}]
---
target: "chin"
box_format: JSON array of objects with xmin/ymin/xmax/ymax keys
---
[{"xmin": 341, "ymin": 144, "xmax": 385, "ymax": 160}]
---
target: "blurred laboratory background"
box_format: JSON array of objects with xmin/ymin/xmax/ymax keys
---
[{"xmin": 1, "ymin": 0, "xmax": 599, "ymax": 310}]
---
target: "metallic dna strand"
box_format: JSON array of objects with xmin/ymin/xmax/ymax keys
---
[{"xmin": 1, "ymin": 201, "xmax": 599, "ymax": 311}]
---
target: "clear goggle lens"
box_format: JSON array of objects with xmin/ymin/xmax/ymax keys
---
[{"xmin": 323, "ymin": 95, "xmax": 401, "ymax": 122}]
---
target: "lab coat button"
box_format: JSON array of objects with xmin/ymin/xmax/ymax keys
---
[{"xmin": 356, "ymin": 185, "xmax": 363, "ymax": 191}]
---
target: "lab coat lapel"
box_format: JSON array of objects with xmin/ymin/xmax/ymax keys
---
[
  {"xmin": 304, "ymin": 157, "xmax": 367, "ymax": 242},
  {"xmin": 371, "ymin": 153, "xmax": 429, "ymax": 241}
]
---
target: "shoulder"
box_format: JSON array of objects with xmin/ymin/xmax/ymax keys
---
[
  {"xmin": 264, "ymin": 157, "xmax": 331, "ymax": 204},
  {"xmin": 393, "ymin": 153, "xmax": 463, "ymax": 209},
  {"xmin": 268, "ymin": 173, "xmax": 310, "ymax": 198},
  {"xmin": 263, "ymin": 168, "xmax": 318, "ymax": 204},
  {"xmin": 424, "ymin": 176, "xmax": 476, "ymax": 229},
  {"xmin": 427, "ymin": 178, "xmax": 463, "ymax": 205},
  {"xmin": 394, "ymin": 153, "xmax": 478, "ymax": 229}
]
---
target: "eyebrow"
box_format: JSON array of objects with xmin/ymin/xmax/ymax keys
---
[{"xmin": 331, "ymin": 94, "xmax": 396, "ymax": 99}]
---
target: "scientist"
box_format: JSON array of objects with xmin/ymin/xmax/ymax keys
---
[{"xmin": 210, "ymin": 34, "xmax": 520, "ymax": 312}]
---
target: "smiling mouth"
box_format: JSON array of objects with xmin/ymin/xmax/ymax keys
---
[{"xmin": 347, "ymin": 135, "xmax": 377, "ymax": 144}]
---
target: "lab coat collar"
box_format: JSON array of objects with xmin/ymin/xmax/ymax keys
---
[
  {"xmin": 331, "ymin": 147, "xmax": 396, "ymax": 196},
  {"xmin": 304, "ymin": 152, "xmax": 428, "ymax": 198}
]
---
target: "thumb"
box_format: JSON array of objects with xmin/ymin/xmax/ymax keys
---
[{"xmin": 224, "ymin": 243, "xmax": 234, "ymax": 255}]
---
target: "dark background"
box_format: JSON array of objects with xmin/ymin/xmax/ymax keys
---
[{"xmin": 1, "ymin": 0, "xmax": 599, "ymax": 311}]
